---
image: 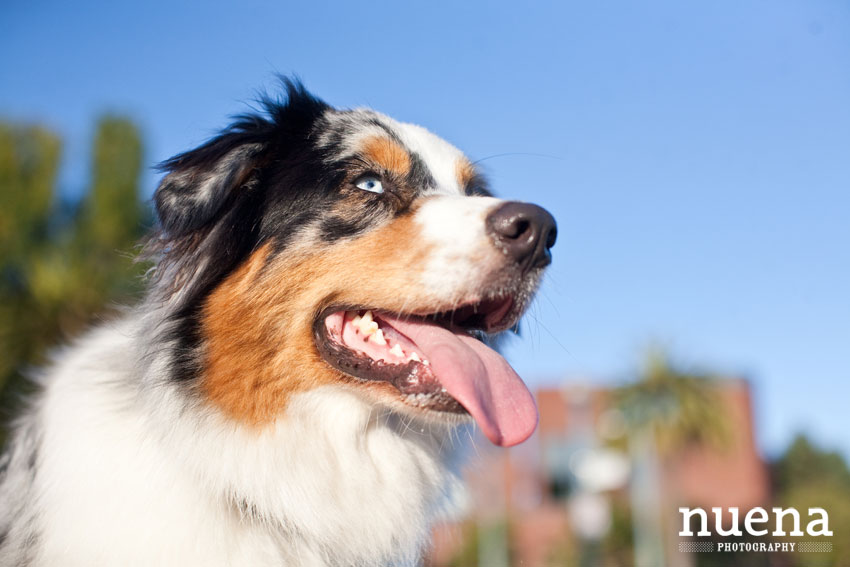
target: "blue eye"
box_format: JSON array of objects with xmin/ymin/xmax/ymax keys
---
[{"xmin": 354, "ymin": 175, "xmax": 384, "ymax": 194}]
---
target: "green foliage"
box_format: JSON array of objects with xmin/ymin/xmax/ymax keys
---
[
  {"xmin": 600, "ymin": 497, "xmax": 634, "ymax": 566},
  {"xmin": 693, "ymin": 436, "xmax": 850, "ymax": 567},
  {"xmin": 85, "ymin": 117, "xmax": 145, "ymax": 252},
  {"xmin": 613, "ymin": 348, "xmax": 731, "ymax": 454},
  {"xmin": 0, "ymin": 116, "xmax": 149, "ymax": 446},
  {"xmin": 774, "ymin": 435, "xmax": 850, "ymax": 494},
  {"xmin": 444, "ymin": 521, "xmax": 481, "ymax": 567},
  {"xmin": 0, "ymin": 125, "xmax": 61, "ymax": 387},
  {"xmin": 772, "ymin": 435, "xmax": 850, "ymax": 567},
  {"xmin": 0, "ymin": 125, "xmax": 59, "ymax": 261},
  {"xmin": 439, "ymin": 520, "xmax": 518, "ymax": 567}
]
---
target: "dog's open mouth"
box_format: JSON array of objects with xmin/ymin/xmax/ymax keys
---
[{"xmin": 313, "ymin": 297, "xmax": 538, "ymax": 446}]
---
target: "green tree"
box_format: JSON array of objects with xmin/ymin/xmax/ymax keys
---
[
  {"xmin": 773, "ymin": 435, "xmax": 850, "ymax": 567},
  {"xmin": 0, "ymin": 116, "xmax": 148, "ymax": 446},
  {"xmin": 614, "ymin": 349, "xmax": 730, "ymax": 455},
  {"xmin": 0, "ymin": 125, "xmax": 59, "ymax": 261},
  {"xmin": 0, "ymin": 124, "xmax": 62, "ymax": 389},
  {"xmin": 612, "ymin": 349, "xmax": 731, "ymax": 567}
]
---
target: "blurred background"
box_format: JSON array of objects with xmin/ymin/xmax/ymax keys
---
[{"xmin": 2, "ymin": 1, "xmax": 848, "ymax": 565}]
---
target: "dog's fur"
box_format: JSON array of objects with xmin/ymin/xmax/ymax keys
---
[{"xmin": 0, "ymin": 81, "xmax": 550, "ymax": 566}]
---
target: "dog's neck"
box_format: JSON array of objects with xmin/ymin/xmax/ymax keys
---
[
  {"xmin": 142, "ymin": 375, "xmax": 465, "ymax": 565},
  {"xmin": 118, "ymin": 300, "xmax": 468, "ymax": 565}
]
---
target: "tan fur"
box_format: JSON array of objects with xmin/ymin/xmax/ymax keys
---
[
  {"xmin": 361, "ymin": 136, "xmax": 411, "ymax": 176},
  {"xmin": 455, "ymin": 158, "xmax": 478, "ymax": 190},
  {"xmin": 202, "ymin": 209, "xmax": 452, "ymax": 424}
]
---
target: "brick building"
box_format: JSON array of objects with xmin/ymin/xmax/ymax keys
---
[{"xmin": 428, "ymin": 379, "xmax": 769, "ymax": 566}]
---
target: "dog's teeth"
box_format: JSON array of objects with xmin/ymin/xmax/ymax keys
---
[
  {"xmin": 369, "ymin": 328, "xmax": 387, "ymax": 345},
  {"xmin": 422, "ymin": 359, "xmax": 430, "ymax": 366},
  {"xmin": 353, "ymin": 310, "xmax": 379, "ymax": 336},
  {"xmin": 389, "ymin": 344, "xmax": 404, "ymax": 357},
  {"xmin": 409, "ymin": 352, "xmax": 421, "ymax": 362}
]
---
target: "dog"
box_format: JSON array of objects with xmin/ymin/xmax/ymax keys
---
[{"xmin": 0, "ymin": 80, "xmax": 556, "ymax": 566}]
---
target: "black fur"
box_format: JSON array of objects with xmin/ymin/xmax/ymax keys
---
[
  {"xmin": 149, "ymin": 79, "xmax": 335, "ymax": 382},
  {"xmin": 406, "ymin": 152, "xmax": 437, "ymax": 194},
  {"xmin": 146, "ymin": 78, "xmax": 479, "ymax": 385},
  {"xmin": 318, "ymin": 214, "xmax": 377, "ymax": 241}
]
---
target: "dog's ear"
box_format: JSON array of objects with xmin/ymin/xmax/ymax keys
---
[
  {"xmin": 154, "ymin": 79, "xmax": 328, "ymax": 238},
  {"xmin": 154, "ymin": 139, "xmax": 265, "ymax": 237},
  {"xmin": 148, "ymin": 79, "xmax": 330, "ymax": 308}
]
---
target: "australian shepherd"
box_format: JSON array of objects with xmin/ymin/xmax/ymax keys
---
[{"xmin": 0, "ymin": 80, "xmax": 556, "ymax": 566}]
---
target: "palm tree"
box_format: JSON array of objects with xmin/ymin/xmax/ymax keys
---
[
  {"xmin": 613, "ymin": 348, "xmax": 730, "ymax": 567},
  {"xmin": 615, "ymin": 349, "xmax": 730, "ymax": 454}
]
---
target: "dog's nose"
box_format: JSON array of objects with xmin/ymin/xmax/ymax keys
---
[{"xmin": 486, "ymin": 201, "xmax": 557, "ymax": 272}]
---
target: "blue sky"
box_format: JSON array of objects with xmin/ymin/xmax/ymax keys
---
[{"xmin": 2, "ymin": 0, "xmax": 849, "ymax": 460}]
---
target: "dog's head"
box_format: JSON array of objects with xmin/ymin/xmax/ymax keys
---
[{"xmin": 151, "ymin": 80, "xmax": 556, "ymax": 447}]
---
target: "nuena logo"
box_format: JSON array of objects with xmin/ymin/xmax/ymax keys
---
[{"xmin": 679, "ymin": 507, "xmax": 833, "ymax": 537}]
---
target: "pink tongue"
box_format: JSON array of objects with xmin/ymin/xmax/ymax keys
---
[{"xmin": 382, "ymin": 315, "xmax": 538, "ymax": 447}]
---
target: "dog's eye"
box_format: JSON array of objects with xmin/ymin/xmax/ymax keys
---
[{"xmin": 354, "ymin": 175, "xmax": 384, "ymax": 194}]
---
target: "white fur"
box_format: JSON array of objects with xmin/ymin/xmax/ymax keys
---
[
  {"xmin": 0, "ymin": 314, "xmax": 466, "ymax": 566},
  {"xmin": 0, "ymin": 104, "xmax": 511, "ymax": 567},
  {"xmin": 414, "ymin": 196, "xmax": 506, "ymax": 299},
  {"xmin": 392, "ymin": 121, "xmax": 467, "ymax": 196},
  {"xmin": 368, "ymin": 114, "xmax": 512, "ymax": 302},
  {"xmin": 319, "ymin": 109, "xmax": 468, "ymax": 197}
]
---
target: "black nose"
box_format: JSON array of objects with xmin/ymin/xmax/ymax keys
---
[{"xmin": 486, "ymin": 201, "xmax": 557, "ymax": 273}]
